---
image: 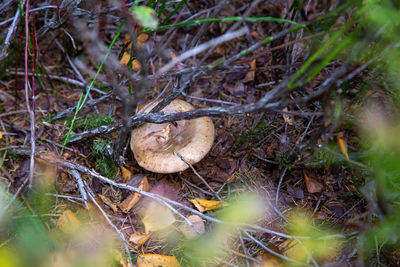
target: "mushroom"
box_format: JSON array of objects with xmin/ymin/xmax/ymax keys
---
[{"xmin": 130, "ymin": 99, "xmax": 215, "ymax": 173}]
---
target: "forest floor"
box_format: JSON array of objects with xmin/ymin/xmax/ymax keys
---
[{"xmin": 0, "ymin": 1, "xmax": 398, "ymax": 266}]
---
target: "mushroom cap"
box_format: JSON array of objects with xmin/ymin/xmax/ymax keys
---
[{"xmin": 130, "ymin": 99, "xmax": 215, "ymax": 173}]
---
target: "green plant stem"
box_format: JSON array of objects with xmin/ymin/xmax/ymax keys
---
[
  {"xmin": 62, "ymin": 22, "xmax": 124, "ymax": 148},
  {"xmin": 147, "ymin": 16, "xmax": 302, "ymax": 33}
]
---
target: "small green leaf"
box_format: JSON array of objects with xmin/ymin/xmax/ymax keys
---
[{"xmin": 131, "ymin": 6, "xmax": 158, "ymax": 29}]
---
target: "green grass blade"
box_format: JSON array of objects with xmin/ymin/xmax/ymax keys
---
[
  {"xmin": 62, "ymin": 22, "xmax": 124, "ymax": 147},
  {"xmin": 147, "ymin": 16, "xmax": 302, "ymax": 33},
  {"xmin": 159, "ymin": 0, "xmax": 186, "ymax": 25}
]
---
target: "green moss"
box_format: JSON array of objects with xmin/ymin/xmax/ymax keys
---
[
  {"xmin": 91, "ymin": 139, "xmax": 119, "ymax": 179},
  {"xmin": 234, "ymin": 120, "xmax": 271, "ymax": 147},
  {"xmin": 75, "ymin": 115, "xmax": 114, "ymax": 131}
]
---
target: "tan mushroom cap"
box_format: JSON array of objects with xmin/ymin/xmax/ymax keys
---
[{"xmin": 130, "ymin": 99, "xmax": 215, "ymax": 173}]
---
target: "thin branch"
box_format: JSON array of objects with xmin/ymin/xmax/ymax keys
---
[
  {"xmin": 156, "ymin": 27, "xmax": 249, "ymax": 76},
  {"xmin": 24, "ymin": 0, "xmax": 35, "ymax": 188},
  {"xmin": 0, "ymin": 0, "xmax": 27, "ymax": 61}
]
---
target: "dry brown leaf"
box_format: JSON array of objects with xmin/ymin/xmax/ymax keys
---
[
  {"xmin": 282, "ymin": 107, "xmax": 294, "ymax": 125},
  {"xmin": 303, "ymin": 170, "xmax": 324, "ymax": 194},
  {"xmin": 189, "ymin": 198, "xmax": 228, "ymax": 213},
  {"xmin": 337, "ymin": 132, "xmax": 350, "ymax": 160},
  {"xmin": 243, "ymin": 59, "xmax": 257, "ymax": 82},
  {"xmin": 119, "ymin": 176, "xmax": 149, "ymax": 213},
  {"xmin": 142, "ymin": 201, "xmax": 176, "ymax": 233},
  {"xmin": 178, "ymin": 215, "xmax": 205, "ymax": 239},
  {"xmin": 137, "ymin": 254, "xmax": 181, "ymax": 267},
  {"xmin": 57, "ymin": 210, "xmax": 81, "ymax": 233},
  {"xmin": 121, "ymin": 166, "xmax": 132, "ymax": 183},
  {"xmin": 129, "ymin": 232, "xmax": 151, "ymax": 247},
  {"xmin": 98, "ymin": 194, "xmax": 118, "ymax": 212}
]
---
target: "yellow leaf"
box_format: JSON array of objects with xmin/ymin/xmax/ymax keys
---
[
  {"xmin": 260, "ymin": 253, "xmax": 283, "ymax": 267},
  {"xmin": 137, "ymin": 33, "xmax": 149, "ymax": 47},
  {"xmin": 121, "ymin": 166, "xmax": 132, "ymax": 183},
  {"xmin": 119, "ymin": 176, "xmax": 149, "ymax": 213},
  {"xmin": 178, "ymin": 215, "xmax": 205, "ymax": 239},
  {"xmin": 0, "ymin": 131, "xmax": 3, "ymax": 139},
  {"xmin": 129, "ymin": 232, "xmax": 151, "ymax": 247},
  {"xmin": 189, "ymin": 198, "xmax": 228, "ymax": 213},
  {"xmin": 251, "ymin": 58, "xmax": 256, "ymax": 79},
  {"xmin": 137, "ymin": 254, "xmax": 181, "ymax": 267},
  {"xmin": 131, "ymin": 59, "xmax": 142, "ymax": 71},
  {"xmin": 98, "ymin": 194, "xmax": 118, "ymax": 212},
  {"xmin": 337, "ymin": 132, "xmax": 349, "ymax": 160},
  {"xmin": 57, "ymin": 210, "xmax": 81, "ymax": 233},
  {"xmin": 142, "ymin": 201, "xmax": 176, "ymax": 233},
  {"xmin": 120, "ymin": 52, "xmax": 131, "ymax": 66}
]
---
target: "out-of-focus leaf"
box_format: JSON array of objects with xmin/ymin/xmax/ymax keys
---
[
  {"xmin": 131, "ymin": 6, "xmax": 158, "ymax": 29},
  {"xmin": 256, "ymin": 252, "xmax": 283, "ymax": 267},
  {"xmin": 119, "ymin": 176, "xmax": 149, "ymax": 213},
  {"xmin": 303, "ymin": 170, "xmax": 324, "ymax": 193},
  {"xmin": 137, "ymin": 33, "xmax": 149, "ymax": 47},
  {"xmin": 131, "ymin": 59, "xmax": 142, "ymax": 71},
  {"xmin": 286, "ymin": 212, "xmax": 342, "ymax": 262},
  {"xmin": 337, "ymin": 132, "xmax": 349, "ymax": 160},
  {"xmin": 119, "ymin": 53, "xmax": 142, "ymax": 71},
  {"xmin": 120, "ymin": 52, "xmax": 131, "ymax": 66},
  {"xmin": 129, "ymin": 232, "xmax": 151, "ymax": 247},
  {"xmin": 142, "ymin": 201, "xmax": 176, "ymax": 233},
  {"xmin": 0, "ymin": 131, "xmax": 3, "ymax": 139},
  {"xmin": 178, "ymin": 215, "xmax": 205, "ymax": 239},
  {"xmin": 57, "ymin": 210, "xmax": 81, "ymax": 233},
  {"xmin": 98, "ymin": 194, "xmax": 118, "ymax": 212},
  {"xmin": 137, "ymin": 254, "xmax": 181, "ymax": 267},
  {"xmin": 189, "ymin": 198, "xmax": 228, "ymax": 212}
]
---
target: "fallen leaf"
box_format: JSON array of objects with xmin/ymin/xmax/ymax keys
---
[
  {"xmin": 121, "ymin": 166, "xmax": 132, "ymax": 183},
  {"xmin": 149, "ymin": 180, "xmax": 179, "ymax": 201},
  {"xmin": 0, "ymin": 131, "xmax": 3, "ymax": 139},
  {"xmin": 243, "ymin": 59, "xmax": 257, "ymax": 83},
  {"xmin": 189, "ymin": 198, "xmax": 228, "ymax": 213},
  {"xmin": 337, "ymin": 132, "xmax": 349, "ymax": 160},
  {"xmin": 137, "ymin": 33, "xmax": 149, "ymax": 47},
  {"xmin": 142, "ymin": 201, "xmax": 176, "ymax": 233},
  {"xmin": 178, "ymin": 215, "xmax": 205, "ymax": 239},
  {"xmin": 120, "ymin": 53, "xmax": 142, "ymax": 71},
  {"xmin": 131, "ymin": 59, "xmax": 142, "ymax": 71},
  {"xmin": 282, "ymin": 107, "xmax": 294, "ymax": 125},
  {"xmin": 137, "ymin": 254, "xmax": 181, "ymax": 267},
  {"xmin": 120, "ymin": 52, "xmax": 131, "ymax": 66},
  {"xmin": 57, "ymin": 210, "xmax": 81, "ymax": 233},
  {"xmin": 303, "ymin": 170, "xmax": 324, "ymax": 194},
  {"xmin": 113, "ymin": 250, "xmax": 130, "ymax": 267},
  {"xmin": 260, "ymin": 253, "xmax": 283, "ymax": 267},
  {"xmin": 98, "ymin": 194, "xmax": 118, "ymax": 212},
  {"xmin": 119, "ymin": 176, "xmax": 149, "ymax": 213},
  {"xmin": 129, "ymin": 232, "xmax": 151, "ymax": 247}
]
